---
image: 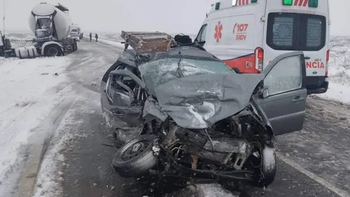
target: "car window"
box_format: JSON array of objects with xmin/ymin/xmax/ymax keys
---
[
  {"xmin": 264, "ymin": 56, "xmax": 302, "ymax": 95},
  {"xmin": 139, "ymin": 57, "xmax": 233, "ymax": 95},
  {"xmin": 267, "ymin": 13, "xmax": 326, "ymax": 51}
]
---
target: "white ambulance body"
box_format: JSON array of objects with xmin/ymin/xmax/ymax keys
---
[{"xmin": 195, "ymin": 0, "xmax": 330, "ymax": 94}]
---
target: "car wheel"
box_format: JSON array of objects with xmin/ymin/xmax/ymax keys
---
[
  {"xmin": 112, "ymin": 135, "xmax": 158, "ymax": 178},
  {"xmin": 251, "ymin": 145, "xmax": 276, "ymax": 187}
]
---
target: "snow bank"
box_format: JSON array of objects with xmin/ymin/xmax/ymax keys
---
[
  {"xmin": 32, "ymin": 103, "xmax": 86, "ymax": 197},
  {"xmin": 3, "ymin": 32, "xmax": 36, "ymax": 48},
  {"xmin": 0, "ymin": 56, "xmax": 71, "ymax": 196},
  {"xmin": 319, "ymin": 36, "xmax": 350, "ymax": 104},
  {"xmin": 98, "ymin": 38, "xmax": 125, "ymax": 49}
]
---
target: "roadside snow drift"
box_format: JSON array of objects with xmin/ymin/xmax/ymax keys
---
[
  {"xmin": 319, "ymin": 36, "xmax": 350, "ymax": 104},
  {"xmin": 0, "ymin": 56, "xmax": 71, "ymax": 196}
]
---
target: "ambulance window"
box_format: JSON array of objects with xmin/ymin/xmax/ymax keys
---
[
  {"xmin": 306, "ymin": 17, "xmax": 323, "ymax": 48},
  {"xmin": 267, "ymin": 13, "xmax": 326, "ymax": 51},
  {"xmin": 200, "ymin": 25, "xmax": 207, "ymax": 42},
  {"xmin": 271, "ymin": 16, "xmax": 294, "ymax": 47},
  {"xmin": 196, "ymin": 24, "xmax": 207, "ymax": 43}
]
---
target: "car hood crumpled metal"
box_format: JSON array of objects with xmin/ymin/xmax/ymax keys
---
[{"xmin": 149, "ymin": 72, "xmax": 265, "ymax": 129}]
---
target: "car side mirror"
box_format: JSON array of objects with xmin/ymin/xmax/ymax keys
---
[{"xmin": 259, "ymin": 87, "xmax": 269, "ymax": 99}]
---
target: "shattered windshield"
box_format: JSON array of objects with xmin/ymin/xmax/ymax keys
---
[{"xmin": 138, "ymin": 57, "xmax": 234, "ymax": 95}]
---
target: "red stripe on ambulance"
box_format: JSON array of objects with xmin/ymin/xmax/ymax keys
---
[
  {"xmin": 237, "ymin": 0, "xmax": 249, "ymax": 6},
  {"xmin": 224, "ymin": 54, "xmax": 259, "ymax": 74},
  {"xmin": 294, "ymin": 0, "xmax": 309, "ymax": 7},
  {"xmin": 298, "ymin": 0, "xmax": 304, "ymax": 6},
  {"xmin": 303, "ymin": 0, "xmax": 308, "ymax": 7}
]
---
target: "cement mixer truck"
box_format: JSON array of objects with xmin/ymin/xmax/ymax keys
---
[{"xmin": 24, "ymin": 2, "xmax": 78, "ymax": 57}]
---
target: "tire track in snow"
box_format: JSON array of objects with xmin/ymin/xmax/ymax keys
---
[
  {"xmin": 15, "ymin": 87, "xmax": 77, "ymax": 197},
  {"xmin": 0, "ymin": 102, "xmax": 36, "ymax": 146}
]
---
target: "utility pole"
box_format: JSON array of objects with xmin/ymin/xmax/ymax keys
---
[{"xmin": 2, "ymin": 0, "xmax": 6, "ymax": 35}]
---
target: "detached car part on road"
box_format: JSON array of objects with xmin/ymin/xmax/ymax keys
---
[{"xmin": 100, "ymin": 31, "xmax": 308, "ymax": 188}]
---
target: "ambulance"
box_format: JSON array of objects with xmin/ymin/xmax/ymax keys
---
[{"xmin": 195, "ymin": 0, "xmax": 330, "ymax": 94}]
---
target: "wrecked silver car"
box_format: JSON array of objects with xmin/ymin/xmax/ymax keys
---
[{"xmin": 100, "ymin": 32, "xmax": 308, "ymax": 188}]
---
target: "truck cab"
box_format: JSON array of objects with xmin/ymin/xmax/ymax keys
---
[{"xmin": 195, "ymin": 0, "xmax": 330, "ymax": 95}]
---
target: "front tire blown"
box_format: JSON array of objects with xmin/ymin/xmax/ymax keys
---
[
  {"xmin": 252, "ymin": 145, "xmax": 276, "ymax": 187},
  {"xmin": 112, "ymin": 135, "xmax": 158, "ymax": 178}
]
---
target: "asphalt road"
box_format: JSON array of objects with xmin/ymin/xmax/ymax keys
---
[{"xmin": 55, "ymin": 40, "xmax": 350, "ymax": 197}]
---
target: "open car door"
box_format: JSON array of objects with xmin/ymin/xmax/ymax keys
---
[{"xmin": 256, "ymin": 52, "xmax": 308, "ymax": 136}]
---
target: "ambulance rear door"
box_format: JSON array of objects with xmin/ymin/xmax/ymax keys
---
[{"xmin": 263, "ymin": 0, "xmax": 329, "ymax": 80}]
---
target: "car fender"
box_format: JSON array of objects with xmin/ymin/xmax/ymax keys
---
[
  {"xmin": 250, "ymin": 96, "xmax": 275, "ymax": 138},
  {"xmin": 41, "ymin": 41, "xmax": 63, "ymax": 55}
]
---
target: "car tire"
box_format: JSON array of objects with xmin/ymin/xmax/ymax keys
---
[
  {"xmin": 252, "ymin": 145, "xmax": 276, "ymax": 187},
  {"xmin": 112, "ymin": 135, "xmax": 158, "ymax": 178}
]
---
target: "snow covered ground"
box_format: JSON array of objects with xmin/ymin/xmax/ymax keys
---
[
  {"xmin": 319, "ymin": 36, "xmax": 350, "ymax": 103},
  {"xmin": 0, "ymin": 56, "xmax": 71, "ymax": 196}
]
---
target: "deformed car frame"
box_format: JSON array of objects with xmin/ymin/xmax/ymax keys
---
[{"xmin": 100, "ymin": 31, "xmax": 308, "ymax": 188}]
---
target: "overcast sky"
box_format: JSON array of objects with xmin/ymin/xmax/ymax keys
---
[{"xmin": 0, "ymin": 0, "xmax": 349, "ymax": 36}]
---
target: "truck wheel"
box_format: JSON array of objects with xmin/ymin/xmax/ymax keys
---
[
  {"xmin": 45, "ymin": 45, "xmax": 62, "ymax": 57},
  {"xmin": 112, "ymin": 135, "xmax": 158, "ymax": 178}
]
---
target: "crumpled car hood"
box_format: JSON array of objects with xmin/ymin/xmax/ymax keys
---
[{"xmin": 153, "ymin": 73, "xmax": 264, "ymax": 129}]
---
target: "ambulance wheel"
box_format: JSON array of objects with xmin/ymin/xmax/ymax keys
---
[{"xmin": 44, "ymin": 45, "xmax": 62, "ymax": 57}]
